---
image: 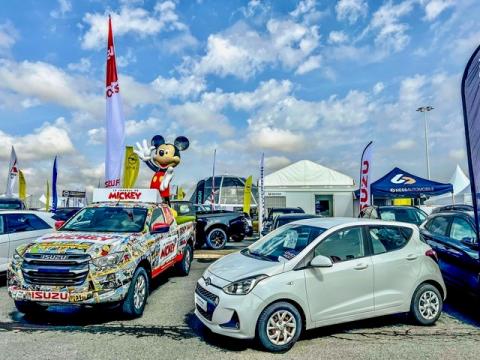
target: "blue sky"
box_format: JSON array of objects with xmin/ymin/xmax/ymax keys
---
[{"xmin": 0, "ymin": 0, "xmax": 478, "ymax": 196}]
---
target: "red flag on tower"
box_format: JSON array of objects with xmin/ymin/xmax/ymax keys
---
[{"xmin": 105, "ymin": 16, "xmax": 125, "ymax": 188}]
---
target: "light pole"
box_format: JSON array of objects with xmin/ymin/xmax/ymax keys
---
[{"xmin": 416, "ymin": 106, "xmax": 433, "ymax": 179}]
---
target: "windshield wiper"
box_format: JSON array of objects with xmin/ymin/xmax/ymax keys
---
[{"xmin": 244, "ymin": 249, "xmax": 275, "ymax": 262}]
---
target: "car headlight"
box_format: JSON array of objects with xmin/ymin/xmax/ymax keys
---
[
  {"xmin": 12, "ymin": 250, "xmax": 24, "ymax": 264},
  {"xmin": 91, "ymin": 252, "xmax": 124, "ymax": 269},
  {"xmin": 223, "ymin": 274, "xmax": 268, "ymax": 295}
]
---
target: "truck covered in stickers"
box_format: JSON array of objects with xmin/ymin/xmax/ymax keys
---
[{"xmin": 7, "ymin": 188, "xmax": 195, "ymax": 318}]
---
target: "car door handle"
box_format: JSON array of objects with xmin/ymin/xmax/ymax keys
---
[
  {"xmin": 353, "ymin": 263, "xmax": 368, "ymax": 270},
  {"xmin": 406, "ymin": 254, "xmax": 418, "ymax": 261}
]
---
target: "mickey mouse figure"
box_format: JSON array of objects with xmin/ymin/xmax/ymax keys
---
[{"xmin": 134, "ymin": 135, "xmax": 189, "ymax": 205}]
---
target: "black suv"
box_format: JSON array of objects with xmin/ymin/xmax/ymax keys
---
[
  {"xmin": 359, "ymin": 205, "xmax": 427, "ymax": 226},
  {"xmin": 262, "ymin": 207, "xmax": 305, "ymax": 235}
]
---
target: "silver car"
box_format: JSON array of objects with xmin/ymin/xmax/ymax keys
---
[{"xmin": 195, "ymin": 218, "xmax": 446, "ymax": 352}]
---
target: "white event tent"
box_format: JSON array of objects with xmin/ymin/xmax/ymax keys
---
[
  {"xmin": 425, "ymin": 165, "xmax": 472, "ymax": 206},
  {"xmin": 264, "ymin": 160, "xmax": 355, "ymax": 217}
]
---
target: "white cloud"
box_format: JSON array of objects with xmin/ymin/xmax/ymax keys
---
[
  {"xmin": 392, "ymin": 139, "xmax": 416, "ymax": 150},
  {"xmin": 369, "ymin": 0, "xmax": 415, "ymax": 53},
  {"xmin": 0, "ymin": 119, "xmax": 75, "ymax": 161},
  {"xmin": 449, "ymin": 148, "xmax": 466, "ymax": 161},
  {"xmin": 249, "ymin": 127, "xmax": 306, "ymax": 152},
  {"xmin": 151, "ymin": 75, "xmax": 205, "ymax": 99},
  {"xmin": 81, "ymin": 1, "xmax": 187, "ymax": 49},
  {"xmin": 67, "ymin": 57, "xmax": 91, "ymax": 73},
  {"xmin": 328, "ymin": 30, "xmax": 348, "ymax": 44},
  {"xmin": 335, "ymin": 0, "xmax": 368, "ymax": 24},
  {"xmin": 373, "ymin": 82, "xmax": 385, "ymax": 94},
  {"xmin": 296, "ymin": 55, "xmax": 322, "ymax": 75},
  {"xmin": 87, "ymin": 127, "xmax": 105, "ymax": 145},
  {"xmin": 290, "ymin": 0, "xmax": 316, "ymax": 18},
  {"xmin": 0, "ymin": 59, "xmax": 103, "ymax": 117},
  {"xmin": 50, "ymin": 0, "xmax": 72, "ymax": 19},
  {"xmin": 0, "ymin": 21, "xmax": 18, "ymax": 55},
  {"xmin": 188, "ymin": 20, "xmax": 320, "ymax": 79},
  {"xmin": 264, "ymin": 156, "xmax": 292, "ymax": 171},
  {"xmin": 422, "ymin": 0, "xmax": 454, "ymax": 21},
  {"xmin": 116, "ymin": 48, "xmax": 137, "ymax": 68},
  {"xmin": 163, "ymin": 32, "xmax": 199, "ymax": 54}
]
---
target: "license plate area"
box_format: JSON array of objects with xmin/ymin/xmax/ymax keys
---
[
  {"xmin": 195, "ymin": 294, "xmax": 208, "ymax": 312},
  {"xmin": 28, "ymin": 291, "xmax": 70, "ymax": 302}
]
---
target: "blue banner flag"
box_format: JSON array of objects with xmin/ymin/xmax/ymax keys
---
[
  {"xmin": 461, "ymin": 44, "xmax": 480, "ymax": 236},
  {"xmin": 52, "ymin": 156, "xmax": 58, "ymax": 212}
]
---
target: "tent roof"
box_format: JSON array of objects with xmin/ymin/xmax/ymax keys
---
[
  {"xmin": 265, "ymin": 160, "xmax": 354, "ymax": 187},
  {"xmin": 369, "ymin": 167, "xmax": 453, "ymax": 198},
  {"xmin": 449, "ymin": 165, "xmax": 470, "ymax": 194}
]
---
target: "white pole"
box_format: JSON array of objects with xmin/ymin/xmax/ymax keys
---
[{"xmin": 424, "ymin": 111, "xmax": 431, "ymax": 180}]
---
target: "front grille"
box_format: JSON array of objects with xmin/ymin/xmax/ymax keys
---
[
  {"xmin": 21, "ymin": 253, "xmax": 90, "ymax": 286},
  {"xmin": 196, "ymin": 304, "xmax": 212, "ymax": 320},
  {"xmin": 195, "ymin": 282, "xmax": 218, "ymax": 303}
]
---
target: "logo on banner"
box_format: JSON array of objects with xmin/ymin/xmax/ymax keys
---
[{"xmin": 391, "ymin": 174, "xmax": 416, "ymax": 185}]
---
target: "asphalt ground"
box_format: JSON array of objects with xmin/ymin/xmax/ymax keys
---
[{"xmin": 0, "ymin": 239, "xmax": 479, "ymax": 360}]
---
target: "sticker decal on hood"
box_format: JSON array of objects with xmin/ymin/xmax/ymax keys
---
[{"xmin": 41, "ymin": 234, "xmax": 124, "ymax": 242}]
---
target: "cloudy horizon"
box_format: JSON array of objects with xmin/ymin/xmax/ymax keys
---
[{"xmin": 0, "ymin": 0, "xmax": 477, "ymax": 200}]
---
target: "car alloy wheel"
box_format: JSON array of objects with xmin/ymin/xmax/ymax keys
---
[
  {"xmin": 133, "ymin": 274, "xmax": 147, "ymax": 310},
  {"xmin": 207, "ymin": 228, "xmax": 227, "ymax": 249},
  {"xmin": 418, "ymin": 290, "xmax": 440, "ymax": 320},
  {"xmin": 266, "ymin": 310, "xmax": 297, "ymax": 346}
]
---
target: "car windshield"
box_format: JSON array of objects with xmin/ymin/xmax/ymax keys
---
[
  {"xmin": 62, "ymin": 206, "xmax": 148, "ymax": 233},
  {"xmin": 245, "ymin": 224, "xmax": 326, "ymax": 262},
  {"xmin": 0, "ymin": 201, "xmax": 22, "ymax": 209},
  {"xmin": 380, "ymin": 208, "xmax": 422, "ymax": 225},
  {"xmin": 172, "ymin": 202, "xmax": 196, "ymax": 216}
]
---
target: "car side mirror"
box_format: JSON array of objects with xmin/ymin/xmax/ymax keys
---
[
  {"xmin": 461, "ymin": 237, "xmax": 479, "ymax": 249},
  {"xmin": 55, "ymin": 220, "xmax": 65, "ymax": 230},
  {"xmin": 151, "ymin": 223, "xmax": 170, "ymax": 234},
  {"xmin": 310, "ymin": 255, "xmax": 333, "ymax": 268}
]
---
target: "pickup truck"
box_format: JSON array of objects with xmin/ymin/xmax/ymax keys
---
[
  {"xmin": 171, "ymin": 200, "xmax": 252, "ymax": 250},
  {"xmin": 8, "ymin": 189, "xmax": 195, "ymax": 318}
]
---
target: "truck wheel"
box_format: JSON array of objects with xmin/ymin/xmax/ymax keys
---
[
  {"xmin": 122, "ymin": 267, "xmax": 149, "ymax": 318},
  {"xmin": 257, "ymin": 301, "xmax": 302, "ymax": 352},
  {"xmin": 175, "ymin": 244, "xmax": 193, "ymax": 276},
  {"xmin": 231, "ymin": 234, "xmax": 245, "ymax": 242},
  {"xmin": 14, "ymin": 301, "xmax": 47, "ymax": 315},
  {"xmin": 206, "ymin": 228, "xmax": 227, "ymax": 250},
  {"xmin": 409, "ymin": 283, "xmax": 442, "ymax": 326}
]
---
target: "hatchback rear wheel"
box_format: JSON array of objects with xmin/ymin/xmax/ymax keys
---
[{"xmin": 410, "ymin": 283, "xmax": 442, "ymax": 325}]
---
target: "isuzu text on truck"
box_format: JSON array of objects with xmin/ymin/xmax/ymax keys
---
[{"xmin": 7, "ymin": 189, "xmax": 195, "ymax": 318}]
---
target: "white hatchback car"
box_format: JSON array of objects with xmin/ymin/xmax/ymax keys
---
[
  {"xmin": 195, "ymin": 218, "xmax": 446, "ymax": 352},
  {"xmin": 0, "ymin": 210, "xmax": 55, "ymax": 272}
]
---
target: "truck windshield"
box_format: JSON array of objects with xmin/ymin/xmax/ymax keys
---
[
  {"xmin": 245, "ymin": 224, "xmax": 326, "ymax": 262},
  {"xmin": 62, "ymin": 206, "xmax": 148, "ymax": 233}
]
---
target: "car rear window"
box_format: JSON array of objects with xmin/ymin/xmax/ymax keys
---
[{"xmin": 368, "ymin": 226, "xmax": 413, "ymax": 254}]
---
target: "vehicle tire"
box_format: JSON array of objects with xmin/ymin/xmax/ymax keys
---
[
  {"xmin": 256, "ymin": 301, "xmax": 303, "ymax": 353},
  {"xmin": 14, "ymin": 301, "xmax": 47, "ymax": 315},
  {"xmin": 231, "ymin": 234, "xmax": 245, "ymax": 242},
  {"xmin": 205, "ymin": 228, "xmax": 227, "ymax": 250},
  {"xmin": 122, "ymin": 266, "xmax": 149, "ymax": 318},
  {"xmin": 175, "ymin": 244, "xmax": 193, "ymax": 276},
  {"xmin": 409, "ymin": 283, "xmax": 443, "ymax": 326}
]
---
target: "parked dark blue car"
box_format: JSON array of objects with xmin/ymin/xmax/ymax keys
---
[{"xmin": 420, "ymin": 211, "xmax": 480, "ymax": 297}]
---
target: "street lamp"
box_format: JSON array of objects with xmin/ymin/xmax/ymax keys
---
[{"xmin": 416, "ymin": 106, "xmax": 434, "ymax": 179}]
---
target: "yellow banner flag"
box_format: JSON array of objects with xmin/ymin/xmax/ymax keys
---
[
  {"xmin": 122, "ymin": 146, "xmax": 140, "ymax": 188},
  {"xmin": 19, "ymin": 170, "xmax": 26, "ymax": 201},
  {"xmin": 46, "ymin": 180, "xmax": 50, "ymax": 211},
  {"xmin": 243, "ymin": 175, "xmax": 253, "ymax": 214},
  {"xmin": 176, "ymin": 186, "xmax": 185, "ymax": 200}
]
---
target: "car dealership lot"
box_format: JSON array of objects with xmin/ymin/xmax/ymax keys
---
[{"xmin": 0, "ymin": 254, "xmax": 479, "ymax": 359}]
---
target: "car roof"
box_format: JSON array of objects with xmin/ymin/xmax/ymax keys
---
[
  {"xmin": 430, "ymin": 211, "xmax": 474, "ymax": 219},
  {"xmin": 377, "ymin": 206, "xmax": 418, "ymax": 210},
  {"xmin": 276, "ymin": 213, "xmax": 319, "ymax": 219},
  {"xmin": 294, "ymin": 217, "xmax": 416, "ymax": 230},
  {"xmin": 0, "ymin": 209, "xmax": 52, "ymax": 216}
]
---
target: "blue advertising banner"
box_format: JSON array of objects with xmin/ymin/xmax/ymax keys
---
[
  {"xmin": 461, "ymin": 44, "xmax": 480, "ymax": 236},
  {"xmin": 52, "ymin": 156, "xmax": 58, "ymax": 212}
]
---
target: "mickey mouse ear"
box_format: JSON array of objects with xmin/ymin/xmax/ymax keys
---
[
  {"xmin": 151, "ymin": 135, "xmax": 165, "ymax": 148},
  {"xmin": 174, "ymin": 136, "xmax": 190, "ymax": 151}
]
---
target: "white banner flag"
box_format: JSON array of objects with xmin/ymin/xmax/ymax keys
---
[
  {"xmin": 258, "ymin": 153, "xmax": 265, "ymax": 235},
  {"xmin": 359, "ymin": 141, "xmax": 373, "ymax": 211},
  {"xmin": 5, "ymin": 146, "xmax": 18, "ymax": 197},
  {"xmin": 105, "ymin": 16, "xmax": 125, "ymax": 188}
]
